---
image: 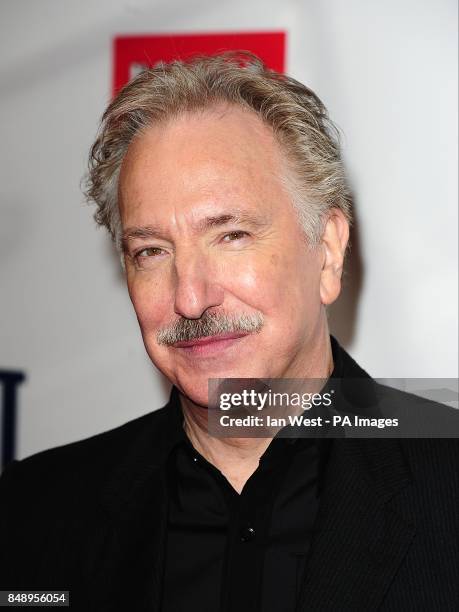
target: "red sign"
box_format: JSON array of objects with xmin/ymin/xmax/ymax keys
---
[{"xmin": 113, "ymin": 31, "xmax": 286, "ymax": 95}]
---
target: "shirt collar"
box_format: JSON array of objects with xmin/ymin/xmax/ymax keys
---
[{"xmin": 162, "ymin": 385, "xmax": 188, "ymax": 456}]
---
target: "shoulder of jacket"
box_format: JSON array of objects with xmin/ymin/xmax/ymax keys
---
[{"xmin": 0, "ymin": 404, "xmax": 170, "ymax": 498}]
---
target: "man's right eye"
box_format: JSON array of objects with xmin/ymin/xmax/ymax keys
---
[
  {"xmin": 131, "ymin": 247, "xmax": 166, "ymax": 268},
  {"xmin": 135, "ymin": 247, "xmax": 164, "ymax": 258}
]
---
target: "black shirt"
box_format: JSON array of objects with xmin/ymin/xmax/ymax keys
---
[{"xmin": 160, "ymin": 340, "xmax": 344, "ymax": 612}]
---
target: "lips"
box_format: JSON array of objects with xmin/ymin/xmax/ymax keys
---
[{"xmin": 172, "ymin": 331, "xmax": 249, "ymax": 349}]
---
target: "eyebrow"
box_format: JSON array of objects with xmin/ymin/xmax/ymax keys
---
[
  {"xmin": 121, "ymin": 210, "xmax": 269, "ymax": 251},
  {"xmin": 196, "ymin": 211, "xmax": 268, "ymax": 232}
]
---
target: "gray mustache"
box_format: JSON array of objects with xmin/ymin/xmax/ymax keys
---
[{"xmin": 156, "ymin": 311, "xmax": 264, "ymax": 345}]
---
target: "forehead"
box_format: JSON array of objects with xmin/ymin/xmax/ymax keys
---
[{"xmin": 118, "ymin": 104, "xmax": 291, "ymax": 225}]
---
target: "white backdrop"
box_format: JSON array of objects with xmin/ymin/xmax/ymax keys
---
[{"xmin": 0, "ymin": 0, "xmax": 457, "ymax": 460}]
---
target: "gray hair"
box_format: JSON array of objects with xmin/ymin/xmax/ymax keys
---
[
  {"xmin": 157, "ymin": 310, "xmax": 264, "ymax": 345},
  {"xmin": 84, "ymin": 51, "xmax": 352, "ymax": 251}
]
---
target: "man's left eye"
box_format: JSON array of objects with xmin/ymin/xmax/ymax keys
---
[{"xmin": 222, "ymin": 231, "xmax": 249, "ymax": 242}]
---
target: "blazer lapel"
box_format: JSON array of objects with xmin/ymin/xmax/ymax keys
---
[
  {"xmin": 297, "ymin": 438, "xmax": 415, "ymax": 612},
  {"xmin": 89, "ymin": 407, "xmax": 174, "ymax": 612},
  {"xmin": 102, "ymin": 466, "xmax": 168, "ymax": 612}
]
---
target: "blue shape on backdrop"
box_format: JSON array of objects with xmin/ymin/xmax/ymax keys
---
[{"xmin": 0, "ymin": 370, "xmax": 26, "ymax": 470}]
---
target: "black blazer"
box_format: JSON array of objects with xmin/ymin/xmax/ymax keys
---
[{"xmin": 1, "ymin": 344, "xmax": 458, "ymax": 611}]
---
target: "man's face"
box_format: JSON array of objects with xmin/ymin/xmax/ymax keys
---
[{"xmin": 119, "ymin": 105, "xmax": 329, "ymax": 406}]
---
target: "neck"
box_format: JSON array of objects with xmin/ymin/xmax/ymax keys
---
[{"xmin": 179, "ymin": 330, "xmax": 334, "ymax": 494}]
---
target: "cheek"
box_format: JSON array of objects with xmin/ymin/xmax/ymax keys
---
[
  {"xmin": 225, "ymin": 247, "xmax": 321, "ymax": 316},
  {"xmin": 127, "ymin": 275, "xmax": 169, "ymax": 334},
  {"xmin": 220, "ymin": 254, "xmax": 281, "ymax": 310}
]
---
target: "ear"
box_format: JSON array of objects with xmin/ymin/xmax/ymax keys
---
[{"xmin": 319, "ymin": 209, "xmax": 350, "ymax": 306}]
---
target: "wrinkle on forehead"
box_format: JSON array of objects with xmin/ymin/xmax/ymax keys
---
[
  {"xmin": 121, "ymin": 208, "xmax": 272, "ymax": 251},
  {"xmin": 118, "ymin": 104, "xmax": 292, "ymax": 232}
]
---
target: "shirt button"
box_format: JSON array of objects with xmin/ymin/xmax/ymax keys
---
[{"xmin": 240, "ymin": 526, "xmax": 255, "ymax": 542}]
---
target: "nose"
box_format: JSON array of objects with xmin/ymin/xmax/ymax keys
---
[{"xmin": 173, "ymin": 250, "xmax": 224, "ymax": 319}]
